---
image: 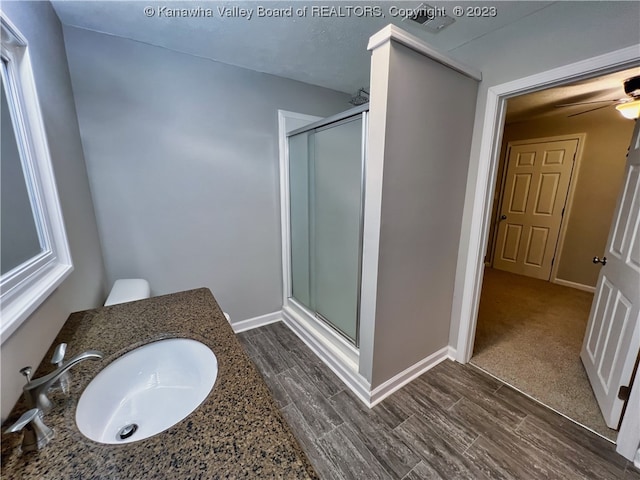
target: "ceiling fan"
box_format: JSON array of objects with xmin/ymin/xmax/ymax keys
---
[{"xmin": 555, "ymin": 75, "xmax": 640, "ymax": 119}]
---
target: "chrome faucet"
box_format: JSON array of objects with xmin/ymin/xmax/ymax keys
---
[{"xmin": 21, "ymin": 349, "xmax": 103, "ymax": 412}]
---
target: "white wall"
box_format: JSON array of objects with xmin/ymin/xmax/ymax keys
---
[
  {"xmin": 62, "ymin": 27, "xmax": 350, "ymax": 323},
  {"xmin": 449, "ymin": 0, "xmax": 640, "ymax": 351},
  {"xmin": 0, "ymin": 2, "xmax": 106, "ymax": 421}
]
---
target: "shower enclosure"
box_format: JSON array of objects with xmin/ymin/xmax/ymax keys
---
[{"xmin": 286, "ymin": 106, "xmax": 367, "ymax": 345}]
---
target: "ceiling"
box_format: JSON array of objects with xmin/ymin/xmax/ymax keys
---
[
  {"xmin": 506, "ymin": 67, "xmax": 640, "ymax": 124},
  {"xmin": 51, "ymin": 1, "xmax": 638, "ymax": 116},
  {"xmin": 51, "ymin": 0, "xmax": 556, "ymax": 94}
]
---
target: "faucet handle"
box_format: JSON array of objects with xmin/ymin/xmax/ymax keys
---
[
  {"xmin": 20, "ymin": 366, "xmax": 32, "ymax": 383},
  {"xmin": 4, "ymin": 408, "xmax": 55, "ymax": 452},
  {"xmin": 51, "ymin": 343, "xmax": 67, "ymax": 366},
  {"xmin": 5, "ymin": 408, "xmax": 40, "ymax": 433},
  {"xmin": 49, "ymin": 343, "xmax": 71, "ymax": 392}
]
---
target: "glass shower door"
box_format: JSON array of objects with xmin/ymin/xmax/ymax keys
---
[
  {"xmin": 288, "ymin": 114, "xmax": 364, "ymax": 344},
  {"xmin": 312, "ymin": 117, "xmax": 362, "ymax": 342}
]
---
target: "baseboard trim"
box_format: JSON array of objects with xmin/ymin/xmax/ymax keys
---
[
  {"xmin": 281, "ymin": 308, "xmax": 372, "ymax": 406},
  {"xmin": 369, "ymin": 346, "xmax": 452, "ymax": 407},
  {"xmin": 447, "ymin": 346, "xmax": 458, "ymax": 360},
  {"xmin": 552, "ymin": 278, "xmax": 596, "ymax": 293},
  {"xmin": 230, "ymin": 311, "xmax": 282, "ymax": 333}
]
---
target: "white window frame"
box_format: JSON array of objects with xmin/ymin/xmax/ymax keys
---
[{"xmin": 0, "ymin": 13, "xmax": 73, "ymax": 343}]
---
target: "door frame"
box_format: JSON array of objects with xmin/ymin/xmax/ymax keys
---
[
  {"xmin": 490, "ymin": 134, "xmax": 588, "ymax": 289},
  {"xmin": 452, "ymin": 44, "xmax": 640, "ymax": 457},
  {"xmin": 277, "ymin": 109, "xmax": 323, "ymax": 310}
]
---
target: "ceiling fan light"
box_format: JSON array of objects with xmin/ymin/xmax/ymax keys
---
[{"xmin": 615, "ymin": 99, "xmax": 640, "ymax": 119}]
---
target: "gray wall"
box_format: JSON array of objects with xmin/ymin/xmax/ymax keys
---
[
  {"xmin": 62, "ymin": 27, "xmax": 350, "ymax": 322},
  {"xmin": 450, "ymin": 0, "xmax": 640, "ymax": 350},
  {"xmin": 1, "ymin": 1, "xmax": 106, "ymax": 421},
  {"xmin": 363, "ymin": 42, "xmax": 478, "ymax": 388}
]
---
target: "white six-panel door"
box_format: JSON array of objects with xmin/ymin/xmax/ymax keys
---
[
  {"xmin": 581, "ymin": 121, "xmax": 640, "ymax": 429},
  {"xmin": 494, "ymin": 139, "xmax": 578, "ymax": 280}
]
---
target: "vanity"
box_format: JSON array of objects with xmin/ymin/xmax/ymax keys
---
[{"xmin": 1, "ymin": 289, "xmax": 317, "ymax": 479}]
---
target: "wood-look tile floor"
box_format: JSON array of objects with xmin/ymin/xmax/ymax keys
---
[{"xmin": 237, "ymin": 323, "xmax": 640, "ymax": 480}]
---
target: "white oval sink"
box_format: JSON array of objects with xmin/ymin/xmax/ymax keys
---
[{"xmin": 76, "ymin": 338, "xmax": 217, "ymax": 444}]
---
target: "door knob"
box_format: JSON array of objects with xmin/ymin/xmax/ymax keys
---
[
  {"xmin": 500, "ymin": 215, "xmax": 507, "ymax": 220},
  {"xmin": 593, "ymin": 256, "xmax": 607, "ymax": 266}
]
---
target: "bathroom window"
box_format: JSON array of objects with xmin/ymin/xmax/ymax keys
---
[{"xmin": 0, "ymin": 13, "xmax": 73, "ymax": 343}]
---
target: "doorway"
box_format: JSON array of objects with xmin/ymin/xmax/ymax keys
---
[
  {"xmin": 472, "ymin": 83, "xmax": 634, "ymax": 440},
  {"xmin": 471, "ymin": 71, "xmax": 634, "ymax": 441},
  {"xmin": 457, "ymin": 56, "xmax": 637, "ymax": 454}
]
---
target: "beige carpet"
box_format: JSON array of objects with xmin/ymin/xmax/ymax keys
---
[{"xmin": 471, "ymin": 268, "xmax": 617, "ymax": 441}]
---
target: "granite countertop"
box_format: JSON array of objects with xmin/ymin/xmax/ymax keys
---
[{"xmin": 1, "ymin": 288, "xmax": 318, "ymax": 479}]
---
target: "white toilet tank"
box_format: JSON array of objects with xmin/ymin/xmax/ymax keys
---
[{"xmin": 104, "ymin": 279, "xmax": 151, "ymax": 306}]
